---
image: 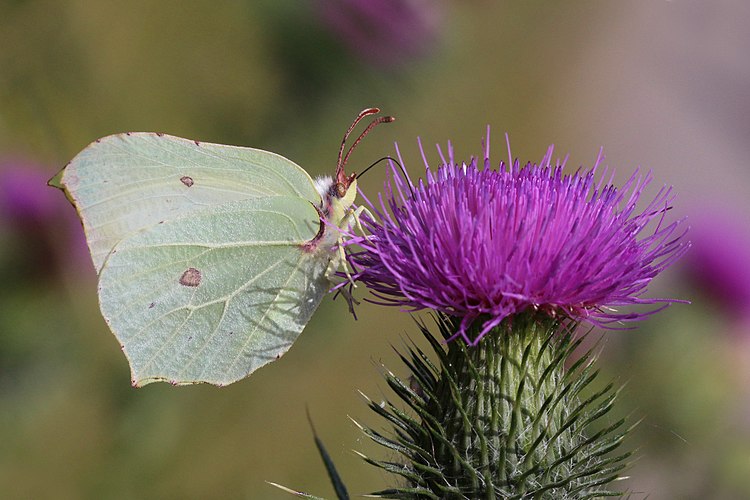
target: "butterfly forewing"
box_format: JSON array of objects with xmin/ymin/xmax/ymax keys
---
[{"xmin": 61, "ymin": 133, "xmax": 320, "ymax": 272}]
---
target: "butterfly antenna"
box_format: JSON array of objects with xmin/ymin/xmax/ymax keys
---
[
  {"xmin": 337, "ymin": 108, "xmax": 381, "ymax": 174},
  {"xmin": 341, "ymin": 116, "xmax": 396, "ymax": 174},
  {"xmin": 359, "ymin": 156, "xmax": 414, "ymax": 196},
  {"xmin": 337, "ymin": 108, "xmax": 395, "ymax": 185}
]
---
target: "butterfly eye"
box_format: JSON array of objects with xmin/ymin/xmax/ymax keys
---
[{"xmin": 335, "ymin": 182, "xmax": 347, "ymax": 198}]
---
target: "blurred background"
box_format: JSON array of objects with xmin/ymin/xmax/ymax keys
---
[{"xmin": 1, "ymin": 0, "xmax": 749, "ymax": 498}]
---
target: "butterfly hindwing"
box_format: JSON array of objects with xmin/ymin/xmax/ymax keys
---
[{"xmin": 98, "ymin": 196, "xmax": 329, "ymax": 387}]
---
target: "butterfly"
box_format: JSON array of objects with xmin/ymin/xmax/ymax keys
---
[{"xmin": 50, "ymin": 108, "xmax": 393, "ymax": 387}]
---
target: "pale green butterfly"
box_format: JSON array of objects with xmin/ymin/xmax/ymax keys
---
[{"xmin": 51, "ymin": 108, "xmax": 394, "ymax": 387}]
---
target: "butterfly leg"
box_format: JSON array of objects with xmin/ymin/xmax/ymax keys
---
[
  {"xmin": 320, "ymin": 224, "xmax": 357, "ymax": 287},
  {"xmin": 336, "ymin": 282, "xmax": 360, "ymax": 317},
  {"xmin": 335, "ymin": 242, "xmax": 357, "ymax": 287},
  {"xmin": 330, "ymin": 205, "xmax": 374, "ymax": 286},
  {"xmin": 347, "ymin": 205, "xmax": 375, "ymax": 243}
]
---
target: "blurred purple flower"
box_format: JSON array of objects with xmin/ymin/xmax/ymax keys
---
[
  {"xmin": 0, "ymin": 159, "xmax": 89, "ymax": 280},
  {"xmin": 317, "ymin": 0, "xmax": 443, "ymax": 68},
  {"xmin": 686, "ymin": 211, "xmax": 750, "ymax": 324},
  {"xmin": 346, "ymin": 131, "xmax": 689, "ymax": 344},
  {"xmin": 0, "ymin": 162, "xmax": 60, "ymax": 224}
]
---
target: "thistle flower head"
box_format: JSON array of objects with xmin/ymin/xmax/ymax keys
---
[
  {"xmin": 686, "ymin": 209, "xmax": 750, "ymax": 325},
  {"xmin": 317, "ymin": 0, "xmax": 443, "ymax": 69},
  {"xmin": 0, "ymin": 161, "xmax": 60, "ymax": 224},
  {"xmin": 1, "ymin": 159, "xmax": 90, "ymax": 281},
  {"xmin": 346, "ymin": 129, "xmax": 689, "ymax": 344}
]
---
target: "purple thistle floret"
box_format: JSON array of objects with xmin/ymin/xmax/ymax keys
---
[{"xmin": 345, "ymin": 129, "xmax": 689, "ymax": 345}]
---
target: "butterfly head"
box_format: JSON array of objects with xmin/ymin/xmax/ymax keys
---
[
  {"xmin": 333, "ymin": 171, "xmax": 358, "ymax": 209},
  {"xmin": 312, "ymin": 108, "xmax": 395, "ymax": 249}
]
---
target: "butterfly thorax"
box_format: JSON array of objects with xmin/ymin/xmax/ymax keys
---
[{"xmin": 307, "ymin": 175, "xmax": 358, "ymax": 253}]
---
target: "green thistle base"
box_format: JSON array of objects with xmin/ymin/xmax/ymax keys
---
[{"xmin": 359, "ymin": 313, "xmax": 634, "ymax": 499}]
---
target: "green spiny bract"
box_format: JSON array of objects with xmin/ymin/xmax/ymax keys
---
[{"xmin": 358, "ymin": 313, "xmax": 634, "ymax": 499}]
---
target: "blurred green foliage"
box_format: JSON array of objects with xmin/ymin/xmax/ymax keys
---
[{"xmin": 1, "ymin": 0, "xmax": 749, "ymax": 498}]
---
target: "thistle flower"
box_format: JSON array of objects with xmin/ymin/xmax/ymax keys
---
[
  {"xmin": 0, "ymin": 159, "xmax": 89, "ymax": 281},
  {"xmin": 336, "ymin": 131, "xmax": 690, "ymax": 498},
  {"xmin": 316, "ymin": 0, "xmax": 443, "ymax": 69},
  {"xmin": 0, "ymin": 161, "xmax": 60, "ymax": 224},
  {"xmin": 685, "ymin": 209, "xmax": 750, "ymax": 326},
  {"xmin": 347, "ymin": 130, "xmax": 689, "ymax": 344}
]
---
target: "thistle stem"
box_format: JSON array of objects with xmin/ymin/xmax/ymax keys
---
[
  {"xmin": 427, "ymin": 315, "xmax": 564, "ymax": 498},
  {"xmin": 363, "ymin": 313, "xmax": 632, "ymax": 499}
]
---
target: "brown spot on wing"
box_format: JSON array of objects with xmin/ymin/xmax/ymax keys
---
[
  {"xmin": 180, "ymin": 176, "xmax": 194, "ymax": 187},
  {"xmin": 179, "ymin": 268, "xmax": 202, "ymax": 287}
]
